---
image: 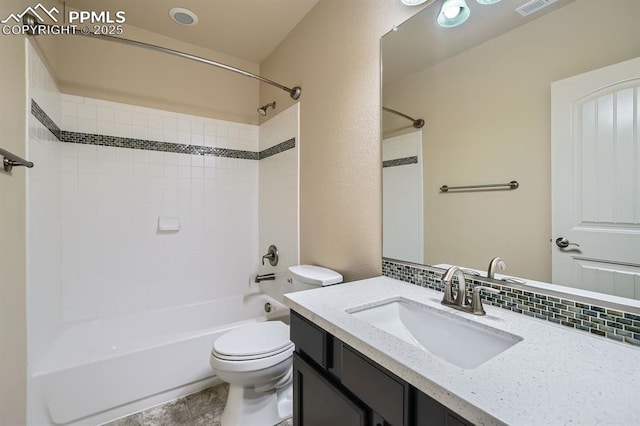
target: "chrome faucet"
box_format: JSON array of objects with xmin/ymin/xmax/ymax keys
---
[
  {"xmin": 441, "ymin": 266, "xmax": 500, "ymax": 316},
  {"xmin": 255, "ymin": 273, "xmax": 275, "ymax": 283},
  {"xmin": 441, "ymin": 266, "xmax": 471, "ymax": 308},
  {"xmin": 487, "ymin": 256, "xmax": 507, "ymax": 279}
]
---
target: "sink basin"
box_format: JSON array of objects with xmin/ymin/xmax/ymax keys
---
[{"xmin": 347, "ymin": 298, "xmax": 522, "ymax": 369}]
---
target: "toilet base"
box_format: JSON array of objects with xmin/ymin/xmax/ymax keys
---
[{"xmin": 221, "ymin": 382, "xmax": 292, "ymax": 426}]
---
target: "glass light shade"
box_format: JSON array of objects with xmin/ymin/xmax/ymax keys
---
[
  {"xmin": 401, "ymin": 0, "xmax": 436, "ymax": 5},
  {"xmin": 437, "ymin": 0, "xmax": 470, "ymax": 27}
]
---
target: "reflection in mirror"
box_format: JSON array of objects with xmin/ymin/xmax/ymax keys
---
[{"xmin": 382, "ymin": 0, "xmax": 640, "ymax": 302}]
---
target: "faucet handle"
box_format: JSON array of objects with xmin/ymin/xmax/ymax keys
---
[{"xmin": 471, "ymin": 286, "xmax": 501, "ymax": 316}]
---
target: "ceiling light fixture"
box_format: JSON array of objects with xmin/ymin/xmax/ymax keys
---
[
  {"xmin": 169, "ymin": 7, "xmax": 199, "ymax": 26},
  {"xmin": 437, "ymin": 0, "xmax": 471, "ymax": 27},
  {"xmin": 401, "ymin": 0, "xmax": 436, "ymax": 5},
  {"xmin": 476, "ymin": 0, "xmax": 501, "ymax": 4}
]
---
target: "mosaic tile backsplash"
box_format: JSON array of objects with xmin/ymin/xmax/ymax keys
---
[{"xmin": 382, "ymin": 258, "xmax": 640, "ymax": 347}]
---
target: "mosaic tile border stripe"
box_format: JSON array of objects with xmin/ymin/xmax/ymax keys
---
[
  {"xmin": 31, "ymin": 99, "xmax": 62, "ymax": 140},
  {"xmin": 383, "ymin": 156, "xmax": 418, "ymax": 168},
  {"xmin": 60, "ymin": 130, "xmax": 259, "ymax": 159},
  {"xmin": 382, "ymin": 258, "xmax": 640, "ymax": 347},
  {"xmin": 259, "ymin": 138, "xmax": 296, "ymax": 160},
  {"xmin": 31, "ymin": 99, "xmax": 295, "ymax": 161}
]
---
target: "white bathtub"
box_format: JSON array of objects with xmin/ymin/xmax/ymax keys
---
[{"xmin": 31, "ymin": 293, "xmax": 288, "ymax": 425}]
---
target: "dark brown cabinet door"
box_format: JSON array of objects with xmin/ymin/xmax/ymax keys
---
[{"xmin": 293, "ymin": 353, "xmax": 367, "ymax": 426}]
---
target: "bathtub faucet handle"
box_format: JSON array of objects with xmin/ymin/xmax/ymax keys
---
[{"xmin": 261, "ymin": 245, "xmax": 279, "ymax": 266}]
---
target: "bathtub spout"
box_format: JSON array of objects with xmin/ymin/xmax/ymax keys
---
[{"xmin": 255, "ymin": 273, "xmax": 276, "ymax": 283}]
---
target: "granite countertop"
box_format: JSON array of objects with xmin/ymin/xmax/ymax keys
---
[{"xmin": 284, "ymin": 276, "xmax": 640, "ymax": 426}]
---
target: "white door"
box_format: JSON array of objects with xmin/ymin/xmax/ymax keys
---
[{"xmin": 552, "ymin": 57, "xmax": 640, "ymax": 299}]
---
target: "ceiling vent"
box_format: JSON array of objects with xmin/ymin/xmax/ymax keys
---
[{"xmin": 515, "ymin": 0, "xmax": 559, "ymax": 17}]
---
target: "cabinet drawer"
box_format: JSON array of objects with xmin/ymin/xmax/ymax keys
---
[
  {"xmin": 290, "ymin": 311, "xmax": 329, "ymax": 368},
  {"xmin": 341, "ymin": 346, "xmax": 407, "ymax": 426},
  {"xmin": 293, "ymin": 353, "xmax": 367, "ymax": 426},
  {"xmin": 415, "ymin": 387, "xmax": 474, "ymax": 426}
]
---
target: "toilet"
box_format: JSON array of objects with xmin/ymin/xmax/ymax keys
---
[{"xmin": 210, "ymin": 265, "xmax": 343, "ymax": 426}]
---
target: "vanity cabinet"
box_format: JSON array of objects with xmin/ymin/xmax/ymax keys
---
[{"xmin": 290, "ymin": 311, "xmax": 473, "ymax": 426}]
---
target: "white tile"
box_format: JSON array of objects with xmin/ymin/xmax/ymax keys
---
[
  {"xmin": 114, "ymin": 124, "xmax": 132, "ymax": 138},
  {"xmin": 229, "ymin": 126, "xmax": 241, "ymax": 139},
  {"xmin": 149, "ymin": 128, "xmax": 164, "ymax": 142},
  {"xmin": 61, "ymin": 101, "xmax": 77, "ymax": 117},
  {"xmin": 148, "ymin": 150, "xmax": 164, "ymax": 164},
  {"xmin": 191, "ymin": 134, "xmax": 204, "ymax": 146},
  {"xmin": 77, "ymin": 118, "xmax": 97, "ymax": 134},
  {"xmin": 132, "ymin": 125, "xmax": 148, "ymax": 140},
  {"xmin": 163, "ymin": 116, "xmax": 178, "ymax": 131},
  {"xmin": 178, "ymin": 153, "xmax": 192, "ymax": 166},
  {"xmin": 204, "ymin": 156, "xmax": 217, "ymax": 169},
  {"xmin": 163, "ymin": 165, "xmax": 178, "ymax": 178},
  {"xmin": 114, "ymin": 109, "xmax": 132, "ymax": 124},
  {"xmin": 191, "ymin": 121, "xmax": 204, "ymax": 135},
  {"xmin": 76, "ymin": 143, "xmax": 97, "ymax": 159},
  {"xmin": 97, "ymin": 107, "xmax": 115, "ymax": 122},
  {"xmin": 131, "ymin": 148, "xmax": 148, "ymax": 163},
  {"xmin": 97, "ymin": 146, "xmax": 115, "ymax": 162},
  {"xmin": 114, "ymin": 149, "xmax": 132, "ymax": 166},
  {"xmin": 216, "ymin": 125, "xmax": 229, "ymax": 138},
  {"xmin": 178, "ymin": 165, "xmax": 191, "ymax": 179},
  {"xmin": 148, "ymin": 114, "xmax": 163, "ymax": 129},
  {"xmin": 204, "ymin": 135, "xmax": 216, "ymax": 147},
  {"xmin": 163, "ymin": 130, "xmax": 177, "ymax": 143},
  {"xmin": 163, "ymin": 152, "xmax": 178, "ymax": 165},
  {"xmin": 204, "ymin": 123, "xmax": 216, "ymax": 136},
  {"xmin": 77, "ymin": 103, "xmax": 97, "ymax": 120},
  {"xmin": 178, "ymin": 119, "xmax": 191, "ymax": 133},
  {"xmin": 131, "ymin": 111, "xmax": 148, "ymax": 127},
  {"xmin": 148, "ymin": 163, "xmax": 163, "ymax": 177},
  {"xmin": 178, "ymin": 132, "xmax": 191, "ymax": 145},
  {"xmin": 61, "ymin": 115, "xmax": 77, "ymax": 132},
  {"xmin": 97, "ymin": 120, "xmax": 115, "ymax": 135}
]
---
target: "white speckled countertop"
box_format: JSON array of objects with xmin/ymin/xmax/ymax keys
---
[{"xmin": 284, "ymin": 276, "xmax": 640, "ymax": 426}]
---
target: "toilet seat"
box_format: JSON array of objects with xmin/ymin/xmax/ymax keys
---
[
  {"xmin": 213, "ymin": 343, "xmax": 294, "ymax": 361},
  {"xmin": 213, "ymin": 321, "xmax": 292, "ymax": 359}
]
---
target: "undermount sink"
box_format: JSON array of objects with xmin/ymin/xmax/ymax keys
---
[{"xmin": 347, "ymin": 298, "xmax": 522, "ymax": 369}]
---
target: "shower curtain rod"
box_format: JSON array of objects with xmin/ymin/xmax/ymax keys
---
[
  {"xmin": 382, "ymin": 107, "xmax": 424, "ymax": 129},
  {"xmin": 23, "ymin": 14, "xmax": 301, "ymax": 100}
]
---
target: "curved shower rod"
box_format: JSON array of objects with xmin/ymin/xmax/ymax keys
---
[
  {"xmin": 383, "ymin": 107, "xmax": 424, "ymax": 128},
  {"xmin": 23, "ymin": 14, "xmax": 301, "ymax": 100}
]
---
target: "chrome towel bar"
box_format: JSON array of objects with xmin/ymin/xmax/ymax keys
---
[
  {"xmin": 1, "ymin": 147, "xmax": 34, "ymax": 172},
  {"xmin": 440, "ymin": 180, "xmax": 519, "ymax": 193}
]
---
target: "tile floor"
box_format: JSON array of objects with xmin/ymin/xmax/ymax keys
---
[{"xmin": 103, "ymin": 383, "xmax": 293, "ymax": 426}]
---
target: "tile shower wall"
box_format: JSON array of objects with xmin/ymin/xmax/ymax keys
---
[
  {"xmin": 57, "ymin": 94, "xmax": 260, "ymax": 321},
  {"xmin": 27, "ymin": 41, "xmax": 63, "ymax": 367},
  {"xmin": 257, "ymin": 104, "xmax": 300, "ymax": 302}
]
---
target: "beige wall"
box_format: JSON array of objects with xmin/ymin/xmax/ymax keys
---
[
  {"xmin": 0, "ymin": 1, "xmax": 28, "ymax": 423},
  {"xmin": 383, "ymin": 0, "xmax": 640, "ymax": 281},
  {"xmin": 38, "ymin": 23, "xmax": 261, "ymax": 124},
  {"xmin": 259, "ymin": 0, "xmax": 424, "ymax": 281}
]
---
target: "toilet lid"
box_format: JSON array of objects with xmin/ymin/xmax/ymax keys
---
[{"xmin": 213, "ymin": 321, "xmax": 292, "ymax": 358}]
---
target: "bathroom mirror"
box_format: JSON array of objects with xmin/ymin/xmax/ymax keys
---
[{"xmin": 382, "ymin": 0, "xmax": 640, "ymax": 302}]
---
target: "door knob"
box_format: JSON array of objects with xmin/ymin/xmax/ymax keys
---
[{"xmin": 556, "ymin": 237, "xmax": 580, "ymax": 248}]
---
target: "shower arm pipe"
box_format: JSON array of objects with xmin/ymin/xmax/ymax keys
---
[
  {"xmin": 382, "ymin": 107, "xmax": 425, "ymax": 128},
  {"xmin": 23, "ymin": 14, "xmax": 301, "ymax": 100}
]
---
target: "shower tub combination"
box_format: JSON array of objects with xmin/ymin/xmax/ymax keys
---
[{"xmin": 32, "ymin": 293, "xmax": 287, "ymax": 425}]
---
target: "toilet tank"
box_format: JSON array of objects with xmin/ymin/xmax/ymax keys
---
[{"xmin": 287, "ymin": 265, "xmax": 343, "ymax": 292}]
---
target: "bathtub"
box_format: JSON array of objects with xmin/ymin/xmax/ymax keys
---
[{"xmin": 31, "ymin": 293, "xmax": 288, "ymax": 425}]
